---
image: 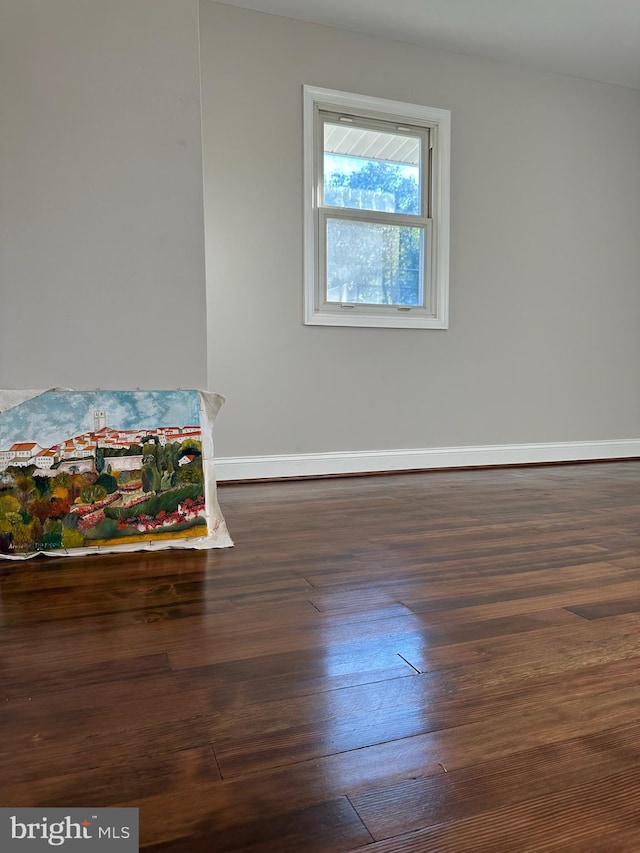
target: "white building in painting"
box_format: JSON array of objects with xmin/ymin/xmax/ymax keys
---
[
  {"xmin": 0, "ymin": 442, "xmax": 44, "ymax": 470},
  {"xmin": 34, "ymin": 449, "xmax": 58, "ymax": 469}
]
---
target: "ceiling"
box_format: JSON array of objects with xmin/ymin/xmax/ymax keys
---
[{"xmin": 216, "ymin": 0, "xmax": 640, "ymax": 90}]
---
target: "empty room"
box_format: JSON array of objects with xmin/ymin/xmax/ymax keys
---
[{"xmin": 2, "ymin": 1, "xmax": 640, "ymax": 851}]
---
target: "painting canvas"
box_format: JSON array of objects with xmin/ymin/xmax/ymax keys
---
[{"xmin": 0, "ymin": 389, "xmax": 232, "ymax": 559}]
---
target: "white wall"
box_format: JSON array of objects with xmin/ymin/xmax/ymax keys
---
[
  {"xmin": 0, "ymin": 0, "xmax": 207, "ymax": 390},
  {"xmin": 200, "ymin": 2, "xmax": 640, "ymax": 466}
]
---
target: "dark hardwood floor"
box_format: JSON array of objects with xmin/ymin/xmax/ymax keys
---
[{"xmin": 2, "ymin": 461, "xmax": 640, "ymax": 851}]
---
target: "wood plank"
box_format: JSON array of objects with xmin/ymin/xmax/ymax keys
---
[
  {"xmin": 142, "ymin": 798, "xmax": 372, "ymax": 853},
  {"xmin": 566, "ymin": 594, "xmax": 640, "ymax": 619},
  {"xmin": 1, "ymin": 652, "xmax": 171, "ymax": 699},
  {"xmin": 4, "ymin": 746, "xmax": 220, "ymax": 809},
  {"xmin": 341, "ymin": 765, "xmax": 640, "ymax": 852},
  {"xmin": 349, "ymin": 719, "xmax": 640, "ymax": 840}
]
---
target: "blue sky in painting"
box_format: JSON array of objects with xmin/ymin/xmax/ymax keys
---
[{"xmin": 0, "ymin": 390, "xmax": 201, "ymax": 449}]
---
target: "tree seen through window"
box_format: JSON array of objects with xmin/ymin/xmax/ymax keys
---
[{"xmin": 324, "ymin": 158, "xmax": 422, "ymax": 306}]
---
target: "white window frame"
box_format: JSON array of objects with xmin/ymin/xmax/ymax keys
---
[{"xmin": 303, "ymin": 85, "xmax": 450, "ymax": 330}]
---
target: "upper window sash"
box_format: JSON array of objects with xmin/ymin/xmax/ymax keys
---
[{"xmin": 318, "ymin": 111, "xmax": 431, "ymax": 222}]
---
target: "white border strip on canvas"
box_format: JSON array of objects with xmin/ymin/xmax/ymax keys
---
[{"xmin": 215, "ymin": 439, "xmax": 640, "ymax": 481}]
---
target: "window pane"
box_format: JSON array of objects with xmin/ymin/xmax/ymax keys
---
[
  {"xmin": 323, "ymin": 123, "xmax": 421, "ymax": 215},
  {"xmin": 326, "ymin": 218, "xmax": 423, "ymax": 306}
]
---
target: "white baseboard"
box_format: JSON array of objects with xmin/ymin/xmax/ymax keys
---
[{"xmin": 215, "ymin": 439, "xmax": 640, "ymax": 481}]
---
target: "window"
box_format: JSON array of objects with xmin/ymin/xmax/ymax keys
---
[{"xmin": 303, "ymin": 86, "xmax": 450, "ymax": 329}]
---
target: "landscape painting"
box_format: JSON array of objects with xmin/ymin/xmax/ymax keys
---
[{"xmin": 0, "ymin": 389, "xmax": 232, "ymax": 558}]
